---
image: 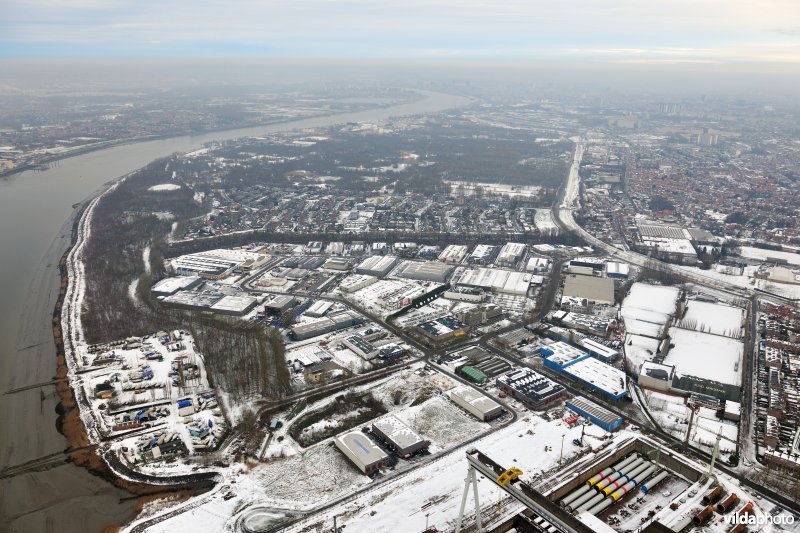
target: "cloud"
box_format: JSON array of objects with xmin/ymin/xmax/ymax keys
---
[{"xmin": 1, "ymin": 0, "xmax": 799, "ymax": 61}]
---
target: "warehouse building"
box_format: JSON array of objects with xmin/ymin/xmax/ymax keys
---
[
  {"xmin": 372, "ymin": 416, "xmax": 428, "ymax": 457},
  {"xmin": 439, "ymin": 244, "xmax": 468, "ymax": 264},
  {"xmin": 560, "ymin": 357, "xmax": 628, "ymax": 400},
  {"xmin": 442, "ymin": 286, "xmax": 484, "ymax": 303},
  {"xmin": 458, "ymin": 268, "xmax": 532, "ymax": 296},
  {"xmin": 496, "ymin": 368, "xmax": 565, "ymax": 409},
  {"xmin": 342, "ymin": 335, "xmax": 379, "ymax": 360},
  {"xmin": 541, "ymin": 341, "xmax": 590, "ymax": 369},
  {"xmin": 355, "ymin": 255, "xmax": 399, "ymax": 278},
  {"xmin": 566, "ymin": 396, "xmax": 624, "ymax": 432},
  {"xmin": 449, "ymin": 386, "xmax": 503, "ymax": 421},
  {"xmin": 456, "ymin": 304, "xmax": 503, "ymax": 327},
  {"xmin": 496, "ymin": 242, "xmax": 527, "ymax": 267},
  {"xmin": 209, "ymin": 294, "xmax": 257, "ymax": 316},
  {"xmin": 580, "ymin": 338, "xmax": 619, "ymax": 362},
  {"xmin": 394, "ymin": 260, "xmax": 454, "ymax": 283},
  {"xmin": 335, "ymin": 430, "xmax": 388, "ymax": 474},
  {"xmin": 290, "ymin": 311, "xmax": 364, "ymax": 341},
  {"xmin": 525, "ymin": 256, "xmax": 550, "ymax": 273},
  {"xmin": 304, "ymin": 300, "xmax": 333, "ymax": 317},
  {"xmin": 339, "ymin": 274, "xmax": 377, "ymax": 293},
  {"xmin": 172, "ymin": 253, "xmax": 239, "ymax": 279},
  {"xmin": 637, "ymin": 362, "xmax": 674, "ymax": 393},
  {"xmin": 605, "ymin": 262, "xmax": 630, "ymax": 279},
  {"xmin": 265, "ymin": 295, "xmax": 297, "ymax": 314},
  {"xmin": 415, "ymin": 315, "xmax": 469, "ymax": 347},
  {"xmin": 151, "ymin": 276, "xmax": 203, "ymax": 297},
  {"xmin": 562, "ymin": 274, "xmax": 615, "ymax": 307},
  {"xmin": 469, "ymin": 244, "xmax": 499, "ymax": 265}
]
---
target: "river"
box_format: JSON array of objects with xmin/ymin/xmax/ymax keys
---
[{"xmin": 0, "ymin": 90, "xmax": 470, "ymax": 533}]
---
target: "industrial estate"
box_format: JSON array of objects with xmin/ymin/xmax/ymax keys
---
[{"xmin": 6, "ymin": 92, "xmax": 800, "ymax": 533}]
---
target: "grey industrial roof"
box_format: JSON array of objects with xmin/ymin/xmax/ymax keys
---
[{"xmin": 562, "ymin": 274, "xmax": 614, "ymax": 304}]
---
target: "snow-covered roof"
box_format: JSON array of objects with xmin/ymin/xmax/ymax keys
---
[{"xmin": 664, "ymin": 327, "xmax": 743, "ymax": 387}]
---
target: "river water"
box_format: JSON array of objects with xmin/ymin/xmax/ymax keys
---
[{"xmin": 0, "ymin": 90, "xmax": 470, "ymax": 532}]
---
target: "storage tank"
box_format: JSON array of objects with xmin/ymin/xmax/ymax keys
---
[
  {"xmin": 640, "ymin": 470, "xmax": 668, "ymax": 493},
  {"xmin": 597, "ymin": 457, "xmax": 645, "ymax": 492},
  {"xmin": 586, "ymin": 453, "xmax": 639, "ymax": 487},
  {"xmin": 702, "ymin": 485, "xmax": 724, "ymax": 505},
  {"xmin": 717, "ymin": 493, "xmax": 739, "ymax": 513},
  {"xmin": 693, "ymin": 505, "xmax": 714, "ymax": 525},
  {"xmin": 609, "ymin": 465, "xmax": 658, "ymax": 501}
]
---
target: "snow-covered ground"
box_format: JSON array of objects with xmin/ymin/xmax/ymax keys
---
[
  {"xmin": 148, "ymin": 183, "xmax": 182, "ymax": 191},
  {"xmin": 739, "ymin": 246, "xmax": 800, "ymax": 266}
]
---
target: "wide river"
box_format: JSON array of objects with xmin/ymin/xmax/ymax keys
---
[{"xmin": 0, "ymin": 90, "xmax": 470, "ymax": 532}]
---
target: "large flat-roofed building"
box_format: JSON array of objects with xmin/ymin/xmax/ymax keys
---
[
  {"xmin": 371, "ymin": 416, "xmax": 428, "ymax": 457},
  {"xmin": 458, "ymin": 268, "xmax": 531, "ymax": 296},
  {"xmin": 438, "ymin": 244, "xmax": 468, "ymax": 264},
  {"xmin": 469, "ymin": 245, "xmax": 499, "ymax": 265},
  {"xmin": 580, "ymin": 338, "xmax": 619, "ymax": 363},
  {"xmin": 209, "ymin": 294, "xmax": 258, "ymax": 316},
  {"xmin": 151, "ymin": 276, "xmax": 203, "ymax": 297},
  {"xmin": 638, "ymin": 361, "xmax": 675, "ymax": 393},
  {"xmin": 415, "ymin": 315, "xmax": 469, "ymax": 346},
  {"xmin": 355, "ymin": 255, "xmax": 398, "ymax": 278},
  {"xmin": 264, "ymin": 295, "xmax": 296, "ymax": 314},
  {"xmin": 605, "ymin": 262, "xmax": 630, "ymax": 279},
  {"xmin": 394, "ymin": 260, "xmax": 454, "ymax": 283},
  {"xmin": 496, "ymin": 242, "xmax": 527, "ymax": 267},
  {"xmin": 339, "ymin": 274, "xmax": 377, "ymax": 293},
  {"xmin": 442, "ymin": 286, "xmax": 484, "ymax": 303},
  {"xmin": 562, "ymin": 274, "xmax": 615, "ymax": 306},
  {"xmin": 496, "ymin": 368, "xmax": 565, "ymax": 409},
  {"xmin": 290, "ymin": 310, "xmax": 364, "ymax": 341},
  {"xmin": 540, "ymin": 341, "xmax": 590, "ymax": 368},
  {"xmin": 334, "ymin": 430, "xmax": 388, "ymax": 474},
  {"xmin": 561, "ymin": 357, "xmax": 628, "ymax": 400},
  {"xmin": 172, "ymin": 249, "xmax": 268, "ymax": 278},
  {"xmin": 566, "ymin": 396, "xmax": 624, "ymax": 432},
  {"xmin": 449, "ymin": 385, "xmax": 503, "ymax": 421}
]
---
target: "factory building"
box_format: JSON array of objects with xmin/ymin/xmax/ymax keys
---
[
  {"xmin": 151, "ymin": 276, "xmax": 203, "ymax": 297},
  {"xmin": 560, "ymin": 357, "xmax": 628, "ymax": 400},
  {"xmin": 605, "ymin": 262, "xmax": 630, "ymax": 279},
  {"xmin": 469, "ymin": 244, "xmax": 499, "ymax": 265},
  {"xmin": 496, "ymin": 242, "xmax": 527, "ymax": 267},
  {"xmin": 355, "ymin": 255, "xmax": 399, "ymax": 278},
  {"xmin": 394, "ymin": 260, "xmax": 454, "ymax": 283},
  {"xmin": 449, "ymin": 386, "xmax": 503, "ymax": 421},
  {"xmin": 339, "ymin": 274, "xmax": 377, "ymax": 293},
  {"xmin": 637, "ymin": 362, "xmax": 674, "ymax": 393},
  {"xmin": 304, "ymin": 300, "xmax": 333, "ymax": 317},
  {"xmin": 458, "ymin": 268, "xmax": 531, "ymax": 296},
  {"xmin": 540, "ymin": 341, "xmax": 590, "ymax": 369},
  {"xmin": 438, "ymin": 244, "xmax": 468, "ymax": 264},
  {"xmin": 580, "ymin": 338, "xmax": 619, "ymax": 362},
  {"xmin": 566, "ymin": 397, "xmax": 624, "ymax": 432},
  {"xmin": 290, "ymin": 311, "xmax": 364, "ymax": 341},
  {"xmin": 209, "ymin": 295, "xmax": 257, "ymax": 316},
  {"xmin": 371, "ymin": 416, "xmax": 428, "ymax": 457},
  {"xmin": 172, "ymin": 253, "xmax": 239, "ymax": 279},
  {"xmin": 334, "ymin": 430, "xmax": 388, "ymax": 474},
  {"xmin": 442, "ymin": 286, "xmax": 484, "ymax": 303},
  {"xmin": 525, "ymin": 256, "xmax": 550, "ymax": 273},
  {"xmin": 455, "ymin": 304, "xmax": 503, "ymax": 327},
  {"xmin": 415, "ymin": 315, "xmax": 469, "ymax": 347},
  {"xmin": 562, "ymin": 274, "xmax": 615, "ymax": 307},
  {"xmin": 342, "ymin": 335, "xmax": 379, "ymax": 360},
  {"xmin": 264, "ymin": 295, "xmax": 297, "ymax": 314},
  {"xmin": 496, "ymin": 368, "xmax": 565, "ymax": 409}
]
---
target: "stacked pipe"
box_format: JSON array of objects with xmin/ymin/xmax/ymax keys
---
[
  {"xmin": 717, "ymin": 493, "xmax": 739, "ymax": 513},
  {"xmin": 702, "ymin": 485, "xmax": 724, "ymax": 505},
  {"xmin": 588, "ymin": 467, "xmax": 661, "ymax": 516},
  {"xmin": 573, "ymin": 461, "xmax": 654, "ymax": 514},
  {"xmin": 693, "ymin": 505, "xmax": 714, "ymax": 525},
  {"xmin": 560, "ymin": 454, "xmax": 639, "ymax": 508},
  {"xmin": 608, "ymin": 464, "xmax": 659, "ymax": 502},
  {"xmin": 640, "ymin": 470, "xmax": 668, "ymax": 493},
  {"xmin": 596, "ymin": 457, "xmax": 646, "ymax": 494}
]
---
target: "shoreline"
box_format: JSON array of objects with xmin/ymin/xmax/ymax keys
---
[
  {"xmin": 0, "ymin": 96, "xmax": 426, "ymax": 181},
  {"xmin": 53, "ymin": 184, "xmax": 218, "ymax": 530}
]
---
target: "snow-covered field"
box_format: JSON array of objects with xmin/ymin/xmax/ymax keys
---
[{"xmin": 148, "ymin": 183, "xmax": 182, "ymax": 191}]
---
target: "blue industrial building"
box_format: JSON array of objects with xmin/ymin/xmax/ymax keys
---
[{"xmin": 566, "ymin": 397, "xmax": 624, "ymax": 432}]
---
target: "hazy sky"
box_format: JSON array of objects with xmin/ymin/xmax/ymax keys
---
[{"xmin": 1, "ymin": 0, "xmax": 799, "ymax": 63}]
